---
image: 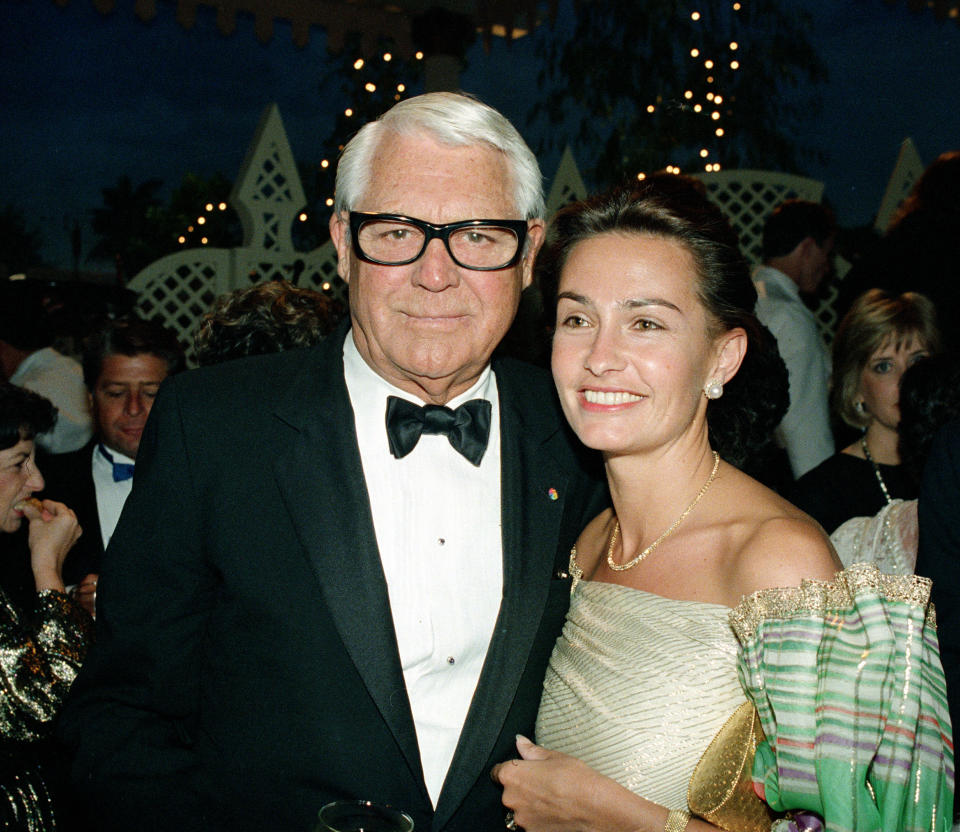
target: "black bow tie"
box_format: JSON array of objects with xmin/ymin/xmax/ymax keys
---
[{"xmin": 385, "ymin": 396, "xmax": 492, "ymax": 466}]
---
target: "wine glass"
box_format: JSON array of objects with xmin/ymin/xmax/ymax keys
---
[{"xmin": 315, "ymin": 799, "xmax": 414, "ymax": 832}]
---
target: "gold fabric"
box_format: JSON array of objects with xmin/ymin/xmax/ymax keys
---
[
  {"xmin": 536, "ymin": 579, "xmax": 748, "ymax": 810},
  {"xmin": 687, "ymin": 701, "xmax": 776, "ymax": 832},
  {"xmin": 1, "ymin": 587, "xmax": 93, "ymax": 830}
]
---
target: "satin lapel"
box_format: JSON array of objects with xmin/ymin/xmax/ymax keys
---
[
  {"xmin": 271, "ymin": 330, "xmax": 424, "ymax": 788},
  {"xmin": 434, "ymin": 363, "xmax": 572, "ymax": 827}
]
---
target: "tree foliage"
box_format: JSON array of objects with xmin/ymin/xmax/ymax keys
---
[
  {"xmin": 89, "ymin": 172, "xmax": 241, "ymax": 280},
  {"xmin": 0, "ymin": 205, "xmax": 44, "ymax": 275},
  {"xmin": 530, "ymin": 0, "xmax": 827, "ymax": 189}
]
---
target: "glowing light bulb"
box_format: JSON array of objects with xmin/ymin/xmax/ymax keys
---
[
  {"xmin": 637, "ymin": 172, "xmax": 646, "ymax": 180},
  {"xmin": 382, "ymin": 52, "xmax": 392, "ymax": 61},
  {"xmin": 299, "ymin": 212, "xmax": 308, "ymax": 222},
  {"xmin": 397, "ymin": 83, "xmax": 405, "ymax": 92},
  {"xmin": 730, "ymin": 61, "xmax": 740, "ymax": 70},
  {"xmin": 715, "ymin": 128, "xmax": 725, "ymax": 137},
  {"xmin": 325, "ymin": 198, "xmax": 334, "ymax": 207},
  {"xmin": 197, "ymin": 216, "xmax": 206, "ymax": 225},
  {"xmin": 711, "ymin": 111, "xmax": 720, "ymax": 120},
  {"xmin": 205, "ymin": 203, "xmax": 213, "ymax": 212},
  {"xmin": 218, "ymin": 202, "xmax": 227, "ymax": 210},
  {"xmin": 201, "ymin": 237, "xmax": 208, "ymax": 244},
  {"xmin": 178, "ymin": 236, "xmax": 186, "ymax": 244},
  {"xmin": 729, "ymin": 41, "xmax": 739, "ymax": 50},
  {"xmin": 353, "ymin": 59, "xmax": 364, "ymax": 70},
  {"xmin": 684, "ymin": 90, "xmax": 693, "ymax": 99},
  {"xmin": 704, "ymin": 59, "xmax": 714, "ymax": 69},
  {"xmin": 690, "ymin": 48, "xmax": 700, "ymax": 58},
  {"xmin": 187, "ymin": 225, "xmax": 194, "ymax": 232},
  {"xmin": 646, "ymin": 104, "xmax": 655, "ymax": 113},
  {"xmin": 694, "ymin": 104, "xmax": 703, "ymax": 113},
  {"xmin": 415, "ymin": 51, "xmax": 424, "ymax": 60},
  {"xmin": 345, "ymin": 108, "xmax": 353, "ymax": 117},
  {"xmin": 322, "ymin": 282, "xmax": 331, "ymax": 291},
  {"xmin": 691, "ymin": 11, "xmax": 700, "ymax": 20},
  {"xmin": 714, "ymin": 95, "xmax": 723, "ymax": 104},
  {"xmin": 365, "ymin": 83, "xmax": 376, "ymax": 92},
  {"xmin": 706, "ymin": 92, "xmax": 715, "ymax": 101},
  {"xmin": 700, "ymin": 148, "xmax": 709, "ymax": 158},
  {"xmin": 321, "ymin": 160, "xmax": 329, "ymax": 169}
]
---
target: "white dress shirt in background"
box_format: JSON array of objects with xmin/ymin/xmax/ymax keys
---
[
  {"xmin": 754, "ymin": 265, "xmax": 834, "ymax": 478},
  {"xmin": 10, "ymin": 347, "xmax": 94, "ymax": 454}
]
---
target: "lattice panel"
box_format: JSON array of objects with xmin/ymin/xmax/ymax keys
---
[
  {"xmin": 874, "ymin": 138, "xmax": 923, "ymax": 233},
  {"xmin": 694, "ymin": 170, "xmax": 825, "ymax": 265},
  {"xmin": 133, "ymin": 250, "xmax": 230, "ymax": 348},
  {"xmin": 546, "ymin": 146, "xmax": 589, "ymax": 216}
]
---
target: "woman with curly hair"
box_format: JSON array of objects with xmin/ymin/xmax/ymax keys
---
[{"xmin": 491, "ymin": 181, "xmax": 952, "ymax": 832}]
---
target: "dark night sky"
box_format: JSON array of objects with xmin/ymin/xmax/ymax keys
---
[{"xmin": 2, "ymin": 0, "xmax": 959, "ymax": 270}]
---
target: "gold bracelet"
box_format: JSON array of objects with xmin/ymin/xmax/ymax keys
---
[{"xmin": 664, "ymin": 808, "xmax": 690, "ymax": 832}]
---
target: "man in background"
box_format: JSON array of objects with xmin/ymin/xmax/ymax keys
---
[
  {"xmin": 754, "ymin": 199, "xmax": 837, "ymax": 479},
  {"xmin": 40, "ymin": 315, "xmax": 183, "ymax": 601},
  {"xmin": 0, "ymin": 278, "xmax": 93, "ymax": 454}
]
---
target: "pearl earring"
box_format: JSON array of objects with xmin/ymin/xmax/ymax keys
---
[{"xmin": 704, "ymin": 379, "xmax": 724, "ymax": 400}]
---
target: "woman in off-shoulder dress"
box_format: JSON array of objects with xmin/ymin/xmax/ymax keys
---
[
  {"xmin": 1, "ymin": 382, "xmax": 92, "ymax": 830},
  {"xmin": 491, "ymin": 181, "xmax": 953, "ymax": 832}
]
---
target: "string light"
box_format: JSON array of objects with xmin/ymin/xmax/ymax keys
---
[
  {"xmin": 365, "ymin": 83, "xmax": 376, "ymax": 92},
  {"xmin": 690, "ymin": 48, "xmax": 700, "ymax": 57},
  {"xmin": 201, "ymin": 237, "xmax": 208, "ymax": 245},
  {"xmin": 325, "ymin": 198, "xmax": 334, "ymax": 207},
  {"xmin": 382, "ymin": 53, "xmax": 392, "ymax": 62},
  {"xmin": 691, "ymin": 10, "xmax": 701, "ymax": 20},
  {"xmin": 353, "ymin": 59, "xmax": 364, "ymax": 70},
  {"xmin": 646, "ymin": 104, "xmax": 656, "ymax": 113},
  {"xmin": 704, "ymin": 59, "xmax": 714, "ymax": 69},
  {"xmin": 299, "ymin": 212, "xmax": 308, "ymax": 222},
  {"xmin": 320, "ymin": 160, "xmax": 329, "ymax": 168},
  {"xmin": 344, "ymin": 108, "xmax": 353, "ymax": 117},
  {"xmin": 684, "ymin": 90, "xmax": 693, "ymax": 99},
  {"xmin": 415, "ymin": 51, "xmax": 424, "ymax": 59},
  {"xmin": 205, "ymin": 203, "xmax": 213, "ymax": 211},
  {"xmin": 700, "ymin": 148, "xmax": 709, "ymax": 157},
  {"xmin": 197, "ymin": 216, "xmax": 206, "ymax": 225},
  {"xmin": 218, "ymin": 202, "xmax": 227, "ymax": 211},
  {"xmin": 637, "ymin": 172, "xmax": 647, "ymax": 180}
]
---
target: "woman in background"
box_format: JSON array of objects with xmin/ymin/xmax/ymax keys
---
[
  {"xmin": 1, "ymin": 382, "xmax": 92, "ymax": 830},
  {"xmin": 790, "ymin": 288, "xmax": 939, "ymax": 533}
]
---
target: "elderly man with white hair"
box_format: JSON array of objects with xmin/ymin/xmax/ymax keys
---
[{"xmin": 59, "ymin": 92, "xmax": 607, "ymax": 832}]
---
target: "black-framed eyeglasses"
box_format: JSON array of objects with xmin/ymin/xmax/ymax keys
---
[{"xmin": 348, "ymin": 212, "xmax": 528, "ymax": 271}]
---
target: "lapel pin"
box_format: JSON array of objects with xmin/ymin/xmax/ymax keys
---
[{"xmin": 547, "ymin": 487, "xmax": 559, "ymax": 501}]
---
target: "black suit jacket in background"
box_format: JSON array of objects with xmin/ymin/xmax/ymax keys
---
[
  {"xmin": 915, "ymin": 420, "xmax": 960, "ymax": 745},
  {"xmin": 38, "ymin": 441, "xmax": 105, "ymax": 586},
  {"xmin": 57, "ymin": 323, "xmax": 607, "ymax": 832}
]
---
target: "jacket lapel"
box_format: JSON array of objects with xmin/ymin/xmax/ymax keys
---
[
  {"xmin": 271, "ymin": 326, "xmax": 426, "ymax": 794},
  {"xmin": 434, "ymin": 360, "xmax": 573, "ymax": 827}
]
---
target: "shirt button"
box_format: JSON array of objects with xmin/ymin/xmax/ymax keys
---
[
  {"xmin": 447, "ymin": 656, "xmax": 456, "ymax": 665},
  {"xmin": 438, "ymin": 538, "xmax": 445, "ymax": 545}
]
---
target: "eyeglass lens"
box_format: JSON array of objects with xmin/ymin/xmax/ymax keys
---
[{"xmin": 356, "ymin": 218, "xmax": 520, "ymax": 269}]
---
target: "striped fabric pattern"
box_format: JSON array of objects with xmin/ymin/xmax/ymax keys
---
[
  {"xmin": 536, "ymin": 581, "xmax": 749, "ymax": 810},
  {"xmin": 732, "ymin": 563, "xmax": 954, "ymax": 832}
]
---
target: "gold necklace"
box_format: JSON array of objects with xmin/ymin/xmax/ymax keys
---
[{"xmin": 607, "ymin": 450, "xmax": 721, "ymax": 572}]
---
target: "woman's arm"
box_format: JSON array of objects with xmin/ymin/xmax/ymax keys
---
[{"xmin": 492, "ymin": 736, "xmax": 720, "ymax": 832}]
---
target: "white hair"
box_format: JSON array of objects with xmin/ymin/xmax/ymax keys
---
[{"xmin": 333, "ymin": 92, "xmax": 545, "ymax": 220}]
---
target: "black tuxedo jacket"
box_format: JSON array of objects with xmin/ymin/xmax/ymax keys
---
[
  {"xmin": 58, "ymin": 325, "xmax": 607, "ymax": 831},
  {"xmin": 916, "ymin": 420, "xmax": 960, "ymax": 742},
  {"xmin": 38, "ymin": 440, "xmax": 105, "ymax": 586}
]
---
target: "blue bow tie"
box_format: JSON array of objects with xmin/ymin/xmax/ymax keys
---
[{"xmin": 98, "ymin": 443, "xmax": 136, "ymax": 482}]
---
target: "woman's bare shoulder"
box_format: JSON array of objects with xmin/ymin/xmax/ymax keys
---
[{"xmin": 720, "ymin": 472, "xmax": 841, "ymax": 596}]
